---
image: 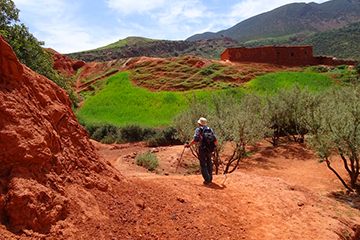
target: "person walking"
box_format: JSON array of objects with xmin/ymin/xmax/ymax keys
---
[{"xmin": 185, "ymin": 117, "xmax": 217, "ymax": 185}]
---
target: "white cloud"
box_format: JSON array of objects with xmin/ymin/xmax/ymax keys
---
[
  {"xmin": 13, "ymin": 0, "xmax": 105, "ymax": 53},
  {"xmin": 157, "ymin": 0, "xmax": 207, "ymax": 25},
  {"xmin": 14, "ymin": 0, "xmax": 68, "ymax": 17},
  {"xmin": 106, "ymin": 0, "xmax": 165, "ymax": 15},
  {"xmin": 35, "ymin": 22, "xmax": 111, "ymax": 53},
  {"xmin": 106, "ymin": 0, "xmax": 210, "ymax": 41}
]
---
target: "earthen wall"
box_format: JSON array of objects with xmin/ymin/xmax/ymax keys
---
[{"xmin": 221, "ymin": 46, "xmax": 355, "ymax": 66}]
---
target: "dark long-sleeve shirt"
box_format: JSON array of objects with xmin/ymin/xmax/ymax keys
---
[{"xmin": 192, "ymin": 126, "xmax": 217, "ymax": 147}]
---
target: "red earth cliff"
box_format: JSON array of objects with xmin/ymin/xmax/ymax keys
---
[{"xmin": 0, "ymin": 35, "xmax": 113, "ymax": 236}]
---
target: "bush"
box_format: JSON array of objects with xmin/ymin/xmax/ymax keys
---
[
  {"xmin": 146, "ymin": 137, "xmax": 158, "ymax": 147},
  {"xmin": 119, "ymin": 124, "xmax": 144, "ymax": 142},
  {"xmin": 100, "ymin": 135, "xmax": 117, "ymax": 144},
  {"xmin": 142, "ymin": 127, "xmax": 157, "ymax": 140},
  {"xmin": 308, "ymin": 66, "xmax": 329, "ymax": 73},
  {"xmin": 337, "ymin": 65, "xmax": 348, "ymax": 70},
  {"xmin": 355, "ymin": 61, "xmax": 360, "ymax": 74},
  {"xmin": 145, "ymin": 127, "xmax": 179, "ymax": 147},
  {"xmin": 135, "ymin": 151, "xmax": 160, "ymax": 171},
  {"xmin": 161, "ymin": 126, "xmax": 178, "ymax": 142},
  {"xmin": 80, "ymin": 121, "xmax": 178, "ymax": 146},
  {"xmin": 90, "ymin": 123, "xmax": 118, "ymax": 142},
  {"xmin": 83, "ymin": 122, "xmax": 103, "ymax": 137}
]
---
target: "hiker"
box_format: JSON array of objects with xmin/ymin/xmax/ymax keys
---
[{"xmin": 185, "ymin": 117, "xmax": 217, "ymax": 185}]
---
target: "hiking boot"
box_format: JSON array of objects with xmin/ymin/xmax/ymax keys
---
[{"xmin": 203, "ymin": 181, "xmax": 211, "ymax": 185}]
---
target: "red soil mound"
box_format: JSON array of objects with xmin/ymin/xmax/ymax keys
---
[{"xmin": 0, "ymin": 35, "xmax": 119, "ymax": 237}]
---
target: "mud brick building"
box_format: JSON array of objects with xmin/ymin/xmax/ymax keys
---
[{"xmin": 221, "ymin": 46, "xmax": 355, "ymax": 66}]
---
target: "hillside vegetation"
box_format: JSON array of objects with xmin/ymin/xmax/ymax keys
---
[
  {"xmin": 94, "ymin": 37, "xmax": 156, "ymax": 51},
  {"xmin": 76, "ymin": 56, "xmax": 293, "ymax": 100},
  {"xmin": 66, "ymin": 37, "xmax": 238, "ymax": 62},
  {"xmin": 301, "ymin": 22, "xmax": 360, "ymax": 59},
  {"xmin": 127, "ymin": 56, "xmax": 285, "ymax": 91}
]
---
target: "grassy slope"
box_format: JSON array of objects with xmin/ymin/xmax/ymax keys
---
[
  {"xmin": 94, "ymin": 37, "xmax": 156, "ymax": 51},
  {"xmin": 77, "ymin": 71, "xmax": 243, "ymax": 127},
  {"xmin": 128, "ymin": 57, "xmax": 264, "ymax": 91},
  {"xmin": 245, "ymin": 71, "xmax": 334, "ymax": 93}
]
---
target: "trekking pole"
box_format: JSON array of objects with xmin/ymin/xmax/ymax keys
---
[
  {"xmin": 220, "ymin": 160, "xmax": 228, "ymax": 185},
  {"xmin": 174, "ymin": 142, "xmax": 187, "ymax": 173},
  {"xmin": 215, "ymin": 148, "xmax": 227, "ymax": 185}
]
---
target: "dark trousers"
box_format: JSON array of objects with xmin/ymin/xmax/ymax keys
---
[{"xmin": 198, "ymin": 148, "xmax": 213, "ymax": 183}]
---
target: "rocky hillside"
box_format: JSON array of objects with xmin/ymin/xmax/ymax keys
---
[{"xmin": 66, "ymin": 37, "xmax": 238, "ymax": 62}]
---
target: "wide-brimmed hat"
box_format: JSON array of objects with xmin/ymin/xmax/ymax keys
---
[{"xmin": 197, "ymin": 117, "xmax": 207, "ymax": 126}]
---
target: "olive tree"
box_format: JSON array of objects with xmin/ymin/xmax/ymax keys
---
[
  {"xmin": 172, "ymin": 95, "xmax": 209, "ymax": 146},
  {"xmin": 262, "ymin": 92, "xmax": 289, "ymax": 146},
  {"xmin": 305, "ymin": 87, "xmax": 360, "ymax": 193},
  {"xmin": 217, "ymin": 93, "xmax": 270, "ymax": 173},
  {"xmin": 261, "ymin": 85, "xmax": 312, "ymax": 146},
  {"xmin": 173, "ymin": 93, "xmax": 270, "ymax": 174}
]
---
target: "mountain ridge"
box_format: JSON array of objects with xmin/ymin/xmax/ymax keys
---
[{"xmin": 186, "ymin": 0, "xmax": 360, "ymax": 42}]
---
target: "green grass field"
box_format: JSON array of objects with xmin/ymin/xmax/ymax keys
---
[
  {"xmin": 76, "ymin": 71, "xmax": 243, "ymax": 127},
  {"xmin": 245, "ymin": 71, "xmax": 334, "ymax": 93}
]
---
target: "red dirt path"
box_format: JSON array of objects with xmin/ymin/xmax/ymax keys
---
[{"xmin": 92, "ymin": 140, "xmax": 360, "ymax": 239}]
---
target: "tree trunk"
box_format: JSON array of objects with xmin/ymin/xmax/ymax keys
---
[{"xmin": 325, "ymin": 157, "xmax": 354, "ymax": 192}]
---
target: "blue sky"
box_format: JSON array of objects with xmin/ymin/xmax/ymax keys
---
[{"xmin": 12, "ymin": 0, "xmax": 327, "ymax": 54}]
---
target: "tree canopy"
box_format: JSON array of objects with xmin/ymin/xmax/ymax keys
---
[{"xmin": 0, "ymin": 0, "xmax": 77, "ymax": 107}]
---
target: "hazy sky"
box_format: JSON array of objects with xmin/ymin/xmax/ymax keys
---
[{"xmin": 12, "ymin": 0, "xmax": 328, "ymax": 54}]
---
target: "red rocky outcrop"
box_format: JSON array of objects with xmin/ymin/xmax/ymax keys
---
[
  {"xmin": 0, "ymin": 35, "xmax": 106, "ymax": 234},
  {"xmin": 50, "ymin": 49, "xmax": 85, "ymax": 77}
]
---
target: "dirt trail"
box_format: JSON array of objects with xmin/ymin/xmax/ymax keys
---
[{"xmin": 93, "ymin": 140, "xmax": 360, "ymax": 240}]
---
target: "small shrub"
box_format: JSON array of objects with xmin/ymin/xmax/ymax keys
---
[
  {"xmin": 355, "ymin": 61, "xmax": 360, "ymax": 74},
  {"xmin": 135, "ymin": 151, "xmax": 160, "ymax": 171},
  {"xmin": 145, "ymin": 127, "xmax": 179, "ymax": 147},
  {"xmin": 200, "ymin": 68, "xmax": 214, "ymax": 76},
  {"xmin": 146, "ymin": 137, "xmax": 158, "ymax": 147},
  {"xmin": 153, "ymin": 133, "xmax": 167, "ymax": 146},
  {"xmin": 83, "ymin": 122, "xmax": 101, "ymax": 137},
  {"xmin": 119, "ymin": 124, "xmax": 144, "ymax": 142},
  {"xmin": 100, "ymin": 135, "xmax": 116, "ymax": 144},
  {"xmin": 337, "ymin": 65, "xmax": 348, "ymax": 70},
  {"xmin": 308, "ymin": 65, "xmax": 328, "ymax": 73},
  {"xmin": 142, "ymin": 127, "xmax": 157, "ymax": 140},
  {"xmin": 90, "ymin": 123, "xmax": 119, "ymax": 142}
]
